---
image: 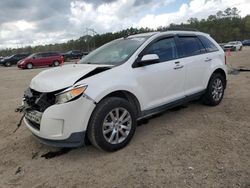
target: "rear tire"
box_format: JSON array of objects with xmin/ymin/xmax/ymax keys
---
[
  {"xmin": 53, "ymin": 61, "xmax": 60, "ymax": 66},
  {"xmin": 87, "ymin": 97, "xmax": 137, "ymax": 152},
  {"xmin": 202, "ymin": 73, "xmax": 226, "ymax": 106},
  {"xmin": 4, "ymin": 62, "xmax": 11, "ymax": 67}
]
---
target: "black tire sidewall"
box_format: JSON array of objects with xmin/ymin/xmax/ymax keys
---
[{"xmin": 88, "ymin": 97, "xmax": 137, "ymax": 152}]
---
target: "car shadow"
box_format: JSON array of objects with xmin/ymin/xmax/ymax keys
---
[{"xmin": 38, "ymin": 100, "xmax": 201, "ymax": 159}]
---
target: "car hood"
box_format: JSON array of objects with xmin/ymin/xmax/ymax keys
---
[{"xmin": 30, "ymin": 64, "xmax": 111, "ymax": 92}]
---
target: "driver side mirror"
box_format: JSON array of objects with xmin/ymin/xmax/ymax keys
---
[{"xmin": 133, "ymin": 54, "xmax": 160, "ymax": 68}]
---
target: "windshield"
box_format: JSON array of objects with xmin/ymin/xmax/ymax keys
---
[
  {"xmin": 79, "ymin": 37, "xmax": 148, "ymax": 65},
  {"xmin": 6, "ymin": 55, "xmax": 14, "ymax": 58},
  {"xmin": 27, "ymin": 54, "xmax": 36, "ymax": 58},
  {"xmin": 228, "ymin": 42, "xmax": 237, "ymax": 45}
]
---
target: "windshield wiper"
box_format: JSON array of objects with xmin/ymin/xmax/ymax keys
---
[{"xmin": 85, "ymin": 62, "xmax": 103, "ymax": 65}]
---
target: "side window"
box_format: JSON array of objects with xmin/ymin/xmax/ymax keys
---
[
  {"xmin": 51, "ymin": 53, "xmax": 59, "ymax": 56},
  {"xmin": 46, "ymin": 52, "xmax": 53, "ymax": 56},
  {"xmin": 41, "ymin": 53, "xmax": 49, "ymax": 58},
  {"xmin": 178, "ymin": 36, "xmax": 202, "ymax": 57},
  {"xmin": 198, "ymin": 35, "xmax": 218, "ymax": 52},
  {"xmin": 145, "ymin": 37, "xmax": 178, "ymax": 62},
  {"xmin": 20, "ymin": 54, "xmax": 27, "ymax": 58},
  {"xmin": 13, "ymin": 55, "xmax": 20, "ymax": 59},
  {"xmin": 35, "ymin": 54, "xmax": 43, "ymax": 58}
]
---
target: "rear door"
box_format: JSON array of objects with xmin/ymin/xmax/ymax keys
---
[
  {"xmin": 41, "ymin": 53, "xmax": 51, "ymax": 66},
  {"xmin": 176, "ymin": 35, "xmax": 216, "ymax": 95},
  {"xmin": 133, "ymin": 36, "xmax": 186, "ymax": 110},
  {"xmin": 45, "ymin": 52, "xmax": 54, "ymax": 65}
]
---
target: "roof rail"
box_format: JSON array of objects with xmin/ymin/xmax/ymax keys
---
[{"xmin": 162, "ymin": 27, "xmax": 200, "ymax": 32}]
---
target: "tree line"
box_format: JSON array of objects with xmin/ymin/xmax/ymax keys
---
[{"xmin": 1, "ymin": 7, "xmax": 249, "ymax": 57}]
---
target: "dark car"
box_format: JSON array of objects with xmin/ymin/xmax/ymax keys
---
[
  {"xmin": 242, "ymin": 39, "xmax": 250, "ymax": 46},
  {"xmin": 17, "ymin": 52, "xmax": 64, "ymax": 69},
  {"xmin": 62, "ymin": 50, "xmax": 88, "ymax": 61},
  {"xmin": 0, "ymin": 53, "xmax": 30, "ymax": 67}
]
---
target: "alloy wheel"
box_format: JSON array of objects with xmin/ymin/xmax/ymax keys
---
[
  {"xmin": 212, "ymin": 78, "xmax": 223, "ymax": 101},
  {"xmin": 102, "ymin": 107, "xmax": 132, "ymax": 145}
]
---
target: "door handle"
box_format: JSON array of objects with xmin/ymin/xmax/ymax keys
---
[
  {"xmin": 205, "ymin": 58, "xmax": 212, "ymax": 62},
  {"xmin": 174, "ymin": 65, "xmax": 184, "ymax": 70}
]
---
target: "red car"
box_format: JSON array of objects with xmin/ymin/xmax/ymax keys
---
[{"xmin": 17, "ymin": 52, "xmax": 64, "ymax": 69}]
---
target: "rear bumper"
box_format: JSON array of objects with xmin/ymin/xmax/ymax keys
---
[{"xmin": 24, "ymin": 95, "xmax": 96, "ymax": 147}]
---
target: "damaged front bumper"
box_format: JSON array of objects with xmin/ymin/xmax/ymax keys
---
[{"xmin": 21, "ymin": 89, "xmax": 96, "ymax": 148}]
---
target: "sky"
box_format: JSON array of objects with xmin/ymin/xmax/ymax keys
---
[{"xmin": 0, "ymin": 0, "xmax": 249, "ymax": 49}]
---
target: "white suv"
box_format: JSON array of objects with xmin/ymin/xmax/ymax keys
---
[{"xmin": 21, "ymin": 31, "xmax": 227, "ymax": 151}]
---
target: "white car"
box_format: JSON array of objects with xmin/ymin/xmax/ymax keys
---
[
  {"xmin": 21, "ymin": 31, "xmax": 227, "ymax": 151},
  {"xmin": 224, "ymin": 41, "xmax": 243, "ymax": 51}
]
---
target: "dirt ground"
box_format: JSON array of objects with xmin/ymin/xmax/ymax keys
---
[{"xmin": 0, "ymin": 48, "xmax": 249, "ymax": 188}]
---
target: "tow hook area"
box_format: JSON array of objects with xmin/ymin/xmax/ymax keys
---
[{"xmin": 14, "ymin": 105, "xmax": 30, "ymax": 133}]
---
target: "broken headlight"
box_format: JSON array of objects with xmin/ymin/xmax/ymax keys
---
[{"xmin": 55, "ymin": 84, "xmax": 87, "ymax": 104}]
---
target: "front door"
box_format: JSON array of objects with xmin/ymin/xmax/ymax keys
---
[{"xmin": 133, "ymin": 37, "xmax": 186, "ymax": 111}]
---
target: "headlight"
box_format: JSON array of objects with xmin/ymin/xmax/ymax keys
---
[{"xmin": 55, "ymin": 84, "xmax": 87, "ymax": 104}]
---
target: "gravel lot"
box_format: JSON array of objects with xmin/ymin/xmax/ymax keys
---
[{"xmin": 0, "ymin": 48, "xmax": 249, "ymax": 188}]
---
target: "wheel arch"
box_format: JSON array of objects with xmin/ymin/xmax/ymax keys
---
[
  {"xmin": 27, "ymin": 62, "xmax": 34, "ymax": 67},
  {"xmin": 208, "ymin": 68, "xmax": 227, "ymax": 88},
  {"xmin": 97, "ymin": 90, "xmax": 142, "ymax": 117},
  {"xmin": 84, "ymin": 90, "xmax": 141, "ymax": 145}
]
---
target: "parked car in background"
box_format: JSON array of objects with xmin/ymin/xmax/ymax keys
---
[
  {"xmin": 242, "ymin": 39, "xmax": 250, "ymax": 46},
  {"xmin": 20, "ymin": 31, "xmax": 227, "ymax": 151},
  {"xmin": 0, "ymin": 53, "xmax": 30, "ymax": 67},
  {"xmin": 17, "ymin": 52, "xmax": 64, "ymax": 69},
  {"xmin": 218, "ymin": 43, "xmax": 226, "ymax": 49},
  {"xmin": 223, "ymin": 41, "xmax": 243, "ymax": 51},
  {"xmin": 62, "ymin": 50, "xmax": 88, "ymax": 61}
]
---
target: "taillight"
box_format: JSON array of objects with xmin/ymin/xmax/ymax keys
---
[
  {"xmin": 61, "ymin": 56, "xmax": 64, "ymax": 65},
  {"xmin": 224, "ymin": 55, "xmax": 227, "ymax": 65}
]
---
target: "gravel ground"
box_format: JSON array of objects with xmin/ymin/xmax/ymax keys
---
[{"xmin": 0, "ymin": 48, "xmax": 249, "ymax": 188}]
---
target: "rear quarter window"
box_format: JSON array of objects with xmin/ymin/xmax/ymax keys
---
[{"xmin": 198, "ymin": 35, "xmax": 219, "ymax": 52}]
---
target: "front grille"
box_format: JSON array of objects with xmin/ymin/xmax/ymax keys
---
[
  {"xmin": 26, "ymin": 118, "xmax": 40, "ymax": 130},
  {"xmin": 24, "ymin": 88, "xmax": 56, "ymax": 112}
]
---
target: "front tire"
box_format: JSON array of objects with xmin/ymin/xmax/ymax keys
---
[
  {"xmin": 26, "ymin": 63, "xmax": 33, "ymax": 69},
  {"xmin": 88, "ymin": 97, "xmax": 137, "ymax": 152},
  {"xmin": 202, "ymin": 73, "xmax": 226, "ymax": 106}
]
